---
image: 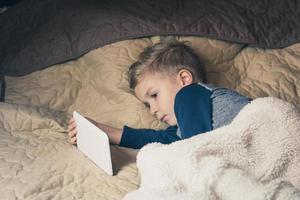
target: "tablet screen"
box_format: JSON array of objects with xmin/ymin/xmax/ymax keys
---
[{"xmin": 73, "ymin": 111, "xmax": 113, "ymax": 176}]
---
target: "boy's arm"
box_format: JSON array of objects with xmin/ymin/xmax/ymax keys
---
[
  {"xmin": 174, "ymin": 84, "xmax": 213, "ymax": 139},
  {"xmin": 68, "ymin": 117, "xmax": 179, "ymax": 149},
  {"xmin": 68, "ymin": 117, "xmax": 123, "ymax": 145},
  {"xmin": 95, "ymin": 122, "xmax": 123, "ymax": 145},
  {"xmin": 119, "ymin": 125, "xmax": 180, "ymax": 149}
]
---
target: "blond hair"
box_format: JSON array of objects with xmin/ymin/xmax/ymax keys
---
[{"xmin": 128, "ymin": 40, "xmax": 206, "ymax": 89}]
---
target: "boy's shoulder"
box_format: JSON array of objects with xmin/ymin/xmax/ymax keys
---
[
  {"xmin": 175, "ymin": 83, "xmax": 212, "ymax": 103},
  {"xmin": 174, "ymin": 83, "xmax": 213, "ymax": 119},
  {"xmin": 176, "ymin": 83, "xmax": 211, "ymax": 97}
]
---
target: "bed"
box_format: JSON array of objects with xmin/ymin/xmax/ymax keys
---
[{"xmin": 0, "ymin": 0, "xmax": 300, "ymax": 199}]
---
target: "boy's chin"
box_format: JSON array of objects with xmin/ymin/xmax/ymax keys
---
[{"xmin": 166, "ymin": 120, "xmax": 177, "ymax": 126}]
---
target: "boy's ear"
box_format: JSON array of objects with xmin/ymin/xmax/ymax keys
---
[{"xmin": 177, "ymin": 69, "xmax": 193, "ymax": 86}]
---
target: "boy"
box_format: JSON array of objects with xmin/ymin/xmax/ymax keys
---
[{"xmin": 68, "ymin": 40, "xmax": 251, "ymax": 149}]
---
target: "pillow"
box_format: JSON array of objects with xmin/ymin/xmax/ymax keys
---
[{"xmin": 4, "ymin": 36, "xmax": 300, "ymax": 130}]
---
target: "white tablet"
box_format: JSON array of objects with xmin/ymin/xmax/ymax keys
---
[{"xmin": 73, "ymin": 111, "xmax": 113, "ymax": 176}]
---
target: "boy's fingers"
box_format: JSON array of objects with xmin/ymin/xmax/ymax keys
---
[
  {"xmin": 69, "ymin": 117, "xmax": 74, "ymax": 122},
  {"xmin": 68, "ymin": 117, "xmax": 75, "ymax": 125},
  {"xmin": 70, "ymin": 136, "xmax": 77, "ymax": 144},
  {"xmin": 68, "ymin": 129, "xmax": 77, "ymax": 137},
  {"xmin": 68, "ymin": 121, "xmax": 76, "ymax": 131},
  {"xmin": 68, "ymin": 126, "xmax": 74, "ymax": 136},
  {"xmin": 68, "ymin": 117, "xmax": 77, "ymax": 145},
  {"xmin": 69, "ymin": 119, "xmax": 76, "ymax": 126}
]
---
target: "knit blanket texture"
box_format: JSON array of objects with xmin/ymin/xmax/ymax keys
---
[{"xmin": 124, "ymin": 97, "xmax": 300, "ymax": 200}]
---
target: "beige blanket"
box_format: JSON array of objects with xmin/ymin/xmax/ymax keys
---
[{"xmin": 124, "ymin": 97, "xmax": 300, "ymax": 200}]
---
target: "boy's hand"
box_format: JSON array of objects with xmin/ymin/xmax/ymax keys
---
[
  {"xmin": 68, "ymin": 116, "xmax": 123, "ymax": 146},
  {"xmin": 68, "ymin": 116, "xmax": 99, "ymax": 144},
  {"xmin": 68, "ymin": 117, "xmax": 77, "ymax": 144}
]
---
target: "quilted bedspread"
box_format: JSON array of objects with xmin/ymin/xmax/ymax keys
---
[
  {"xmin": 0, "ymin": 103, "xmax": 139, "ymax": 200},
  {"xmin": 1, "ymin": 36, "xmax": 300, "ymax": 199}
]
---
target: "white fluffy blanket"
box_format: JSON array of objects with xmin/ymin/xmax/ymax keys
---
[{"xmin": 123, "ymin": 97, "xmax": 300, "ymax": 200}]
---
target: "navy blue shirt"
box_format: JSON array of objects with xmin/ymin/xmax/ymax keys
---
[{"xmin": 120, "ymin": 84, "xmax": 213, "ymax": 149}]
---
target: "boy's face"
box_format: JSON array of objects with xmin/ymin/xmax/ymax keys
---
[{"xmin": 134, "ymin": 72, "xmax": 186, "ymax": 126}]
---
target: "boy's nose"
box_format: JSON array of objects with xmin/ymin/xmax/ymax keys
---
[{"xmin": 150, "ymin": 106, "xmax": 158, "ymax": 115}]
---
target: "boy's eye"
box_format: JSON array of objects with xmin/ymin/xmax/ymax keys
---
[
  {"xmin": 150, "ymin": 93, "xmax": 157, "ymax": 98},
  {"xmin": 144, "ymin": 103, "xmax": 150, "ymax": 108}
]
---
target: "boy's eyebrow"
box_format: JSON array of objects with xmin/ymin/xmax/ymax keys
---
[
  {"xmin": 136, "ymin": 89, "xmax": 150, "ymax": 103},
  {"xmin": 145, "ymin": 87, "xmax": 153, "ymax": 97},
  {"xmin": 146, "ymin": 89, "xmax": 151, "ymax": 97}
]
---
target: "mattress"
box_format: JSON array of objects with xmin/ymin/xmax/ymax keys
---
[{"xmin": 1, "ymin": 35, "xmax": 300, "ymax": 199}]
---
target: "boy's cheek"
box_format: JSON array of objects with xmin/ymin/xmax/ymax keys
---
[{"xmin": 167, "ymin": 117, "xmax": 177, "ymax": 126}]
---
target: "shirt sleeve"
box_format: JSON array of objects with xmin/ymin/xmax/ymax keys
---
[
  {"xmin": 119, "ymin": 125, "xmax": 180, "ymax": 149},
  {"xmin": 174, "ymin": 83, "xmax": 213, "ymax": 139}
]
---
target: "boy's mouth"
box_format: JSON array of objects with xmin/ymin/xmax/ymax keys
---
[{"xmin": 160, "ymin": 115, "xmax": 167, "ymax": 122}]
